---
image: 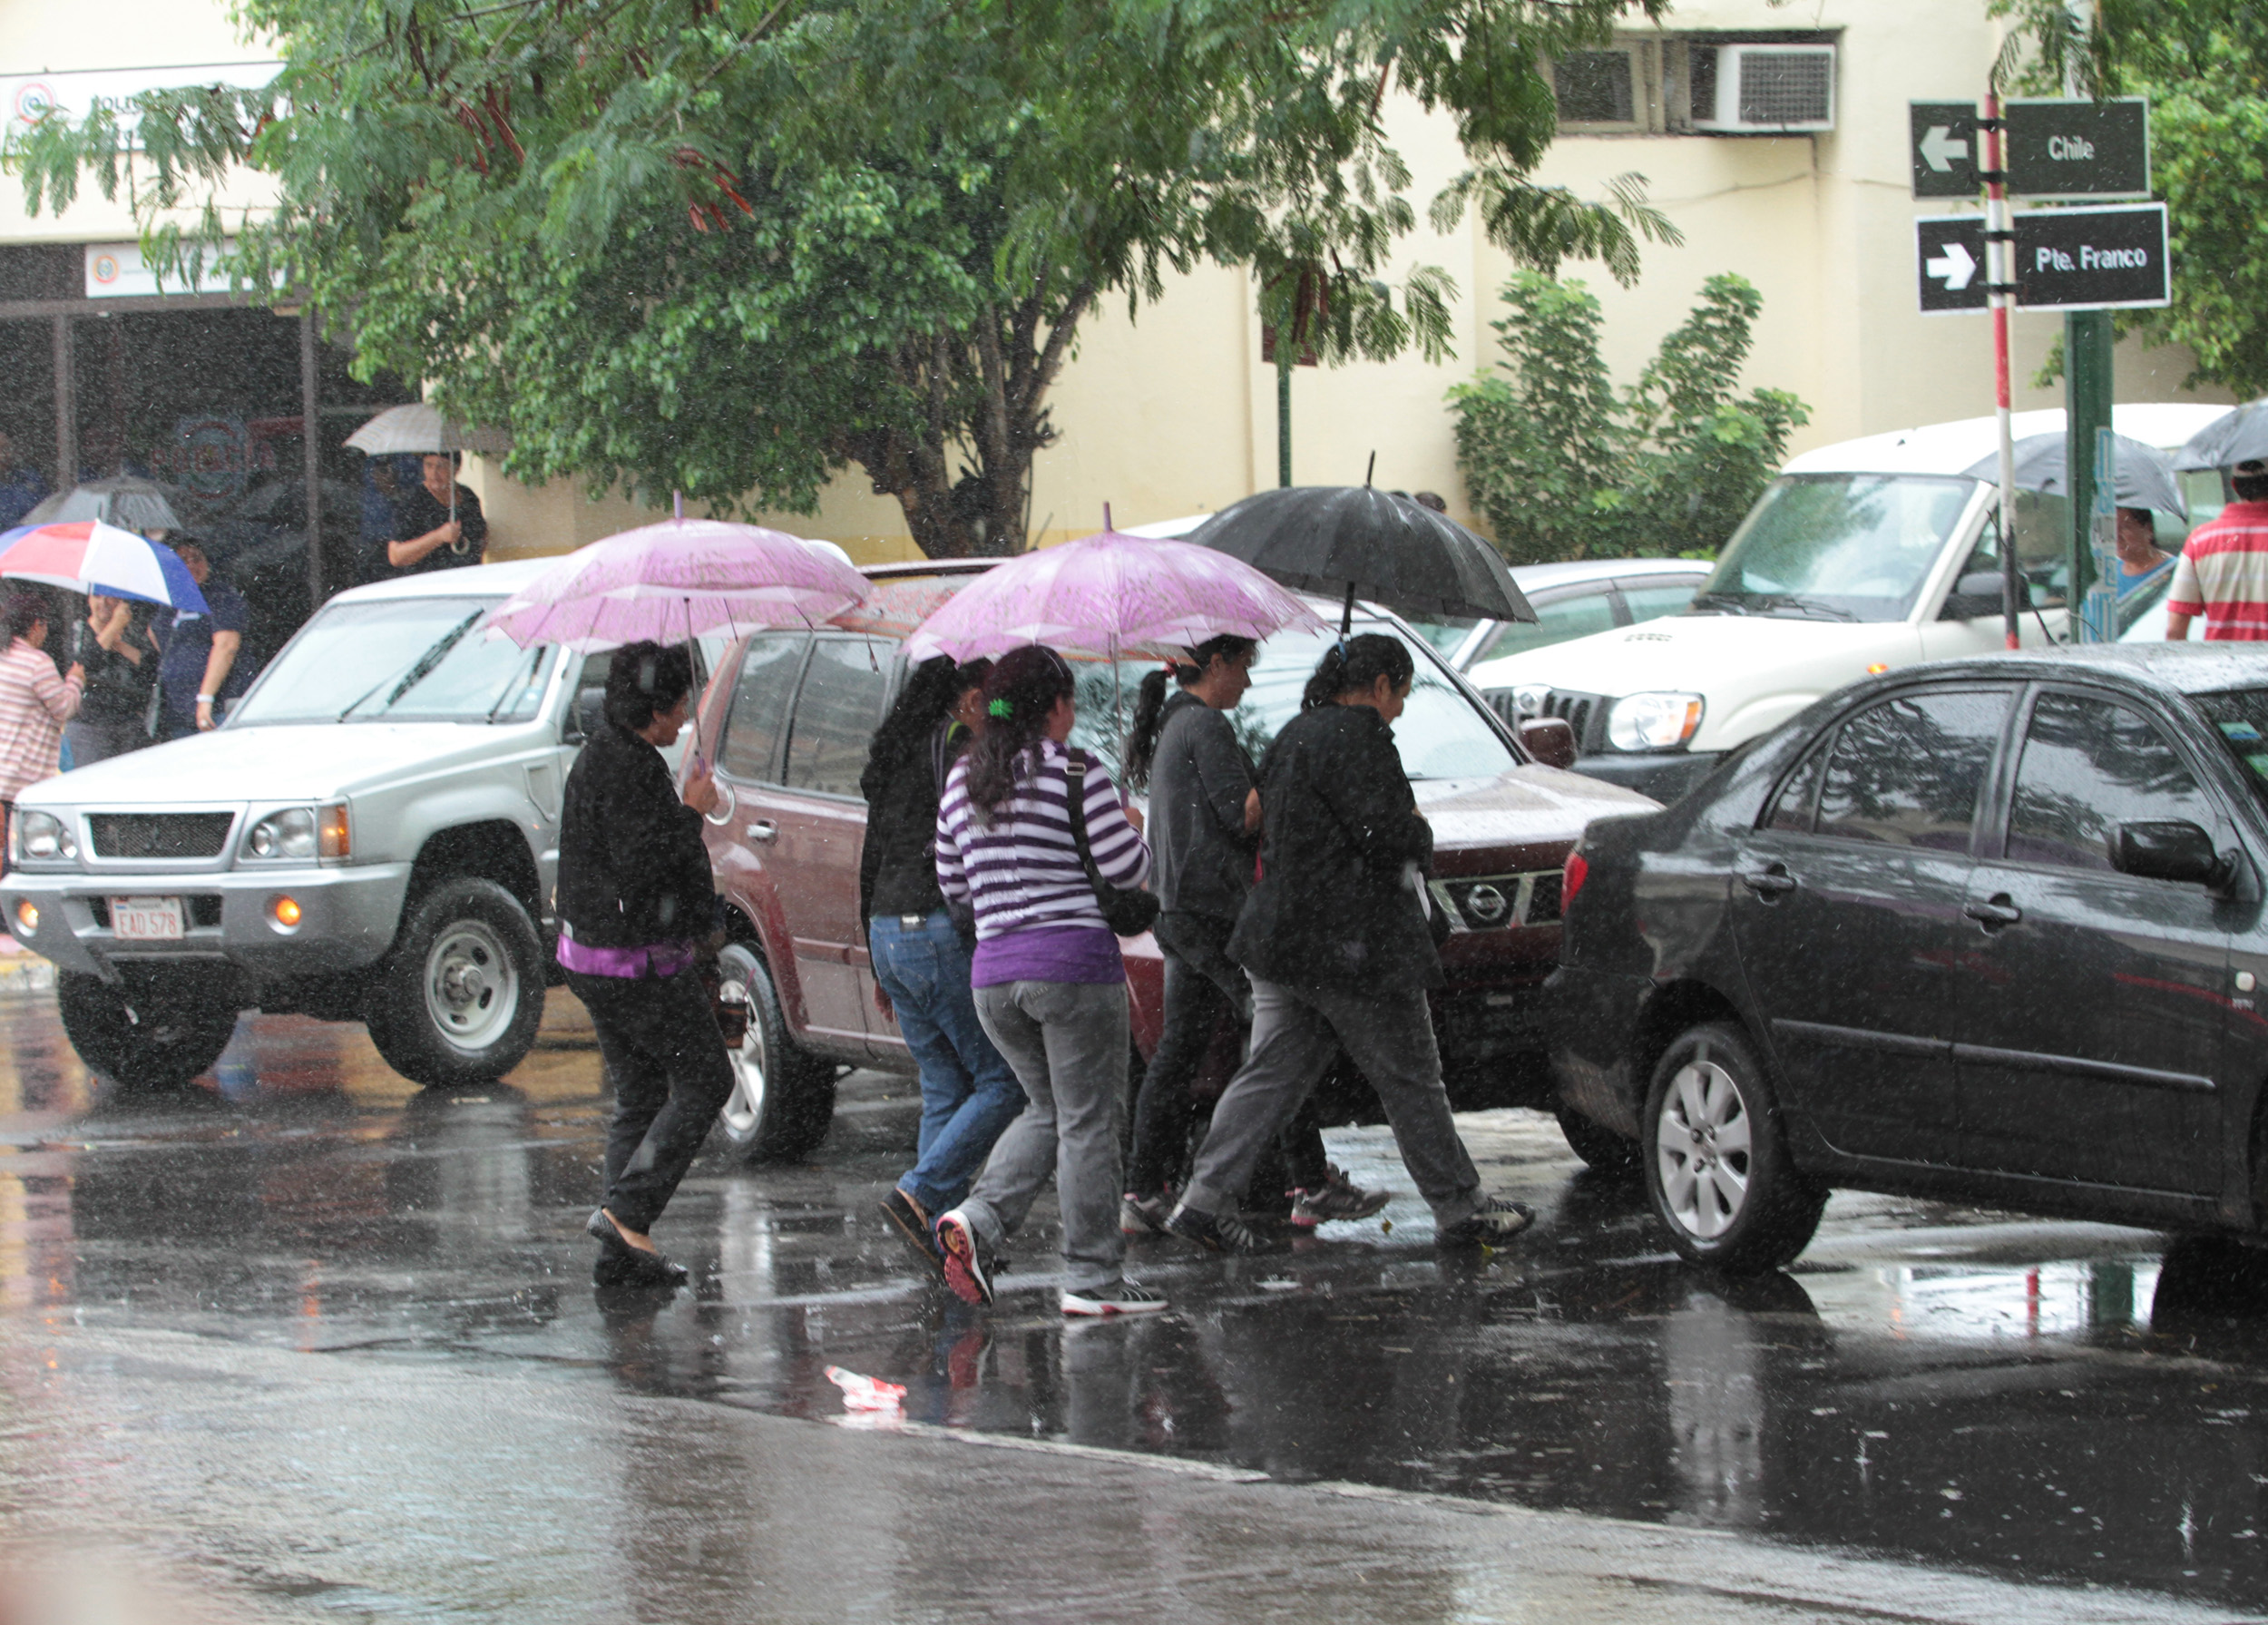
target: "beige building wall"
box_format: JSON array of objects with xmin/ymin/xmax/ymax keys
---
[{"xmin": 0, "ymin": 0, "xmax": 2234, "ymax": 563}]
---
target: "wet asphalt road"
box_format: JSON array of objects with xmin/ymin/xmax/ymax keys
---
[{"xmin": 4, "ymin": 988, "xmax": 2268, "ymax": 1620}]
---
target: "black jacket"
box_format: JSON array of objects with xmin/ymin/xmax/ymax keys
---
[
  {"xmin": 556, "ymin": 718, "xmax": 715, "ymax": 948},
  {"xmin": 858, "ymin": 720, "xmax": 969, "ymax": 928},
  {"xmin": 1148, "ymin": 692, "xmax": 1257, "ymax": 921},
  {"xmin": 1229, "ymin": 704, "xmax": 1440, "ymax": 992}
]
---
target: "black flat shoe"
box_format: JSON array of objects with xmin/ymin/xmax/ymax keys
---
[
  {"xmin": 880, "ymin": 1187, "xmax": 946, "ymax": 1281},
  {"xmin": 588, "ymin": 1208, "xmax": 688, "ymax": 1285}
]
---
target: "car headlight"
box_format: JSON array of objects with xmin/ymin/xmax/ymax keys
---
[
  {"xmin": 1513, "ymin": 683, "xmax": 1551, "ymax": 719},
  {"xmin": 14, "ymin": 810, "xmax": 74, "ymax": 861},
  {"xmin": 1606, "ymin": 692, "xmax": 1705, "ymax": 752},
  {"xmin": 247, "ymin": 808, "xmax": 319, "ymax": 860}
]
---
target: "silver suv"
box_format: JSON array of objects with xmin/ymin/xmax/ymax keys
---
[{"xmin": 3, "ymin": 560, "xmax": 709, "ymax": 1090}]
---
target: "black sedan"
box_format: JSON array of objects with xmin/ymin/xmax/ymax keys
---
[{"xmin": 1549, "ymin": 644, "xmax": 2268, "ymax": 1273}]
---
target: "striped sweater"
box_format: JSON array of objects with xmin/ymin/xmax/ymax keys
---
[{"xmin": 936, "ymin": 739, "xmax": 1151, "ymax": 942}]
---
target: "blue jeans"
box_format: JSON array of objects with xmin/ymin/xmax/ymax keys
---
[{"xmin": 870, "ymin": 910, "xmax": 1025, "ymax": 1214}]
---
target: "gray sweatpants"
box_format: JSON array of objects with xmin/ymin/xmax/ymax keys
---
[
  {"xmin": 1182, "ymin": 978, "xmax": 1484, "ymax": 1230},
  {"xmin": 962, "ymin": 979, "xmax": 1130, "ymax": 1293}
]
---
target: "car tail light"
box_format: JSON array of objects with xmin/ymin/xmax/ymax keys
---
[{"xmin": 1562, "ymin": 849, "xmax": 1589, "ymax": 909}]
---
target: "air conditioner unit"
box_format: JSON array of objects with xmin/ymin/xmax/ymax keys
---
[{"xmin": 1690, "ymin": 43, "xmax": 1836, "ymax": 133}]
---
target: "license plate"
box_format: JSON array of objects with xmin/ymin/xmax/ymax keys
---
[{"xmin": 112, "ymin": 896, "xmax": 185, "ymax": 941}]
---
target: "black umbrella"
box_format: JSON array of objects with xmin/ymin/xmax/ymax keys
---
[
  {"xmin": 2173, "ymin": 399, "xmax": 2268, "ymax": 471},
  {"xmin": 1959, "ymin": 432, "xmax": 2187, "ymax": 517},
  {"xmin": 1186, "ymin": 485, "xmax": 1534, "ymax": 635}
]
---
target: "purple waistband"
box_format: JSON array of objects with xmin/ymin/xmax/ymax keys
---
[{"xmin": 556, "ymin": 934, "xmax": 697, "ymax": 980}]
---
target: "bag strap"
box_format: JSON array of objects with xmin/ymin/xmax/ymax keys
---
[{"xmin": 1062, "ymin": 754, "xmax": 1118, "ymax": 902}]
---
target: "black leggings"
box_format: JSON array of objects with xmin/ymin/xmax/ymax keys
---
[{"xmin": 1127, "ymin": 912, "xmax": 1329, "ymax": 1199}]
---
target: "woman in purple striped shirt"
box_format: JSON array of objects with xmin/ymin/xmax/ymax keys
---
[{"xmin": 929, "ymin": 646, "xmax": 1167, "ymax": 1317}]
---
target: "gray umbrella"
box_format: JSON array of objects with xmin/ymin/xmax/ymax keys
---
[
  {"xmin": 22, "ymin": 475, "xmax": 185, "ymax": 534},
  {"xmin": 1959, "ymin": 432, "xmax": 2187, "ymax": 517},
  {"xmin": 2172, "ymin": 398, "xmax": 2268, "ymax": 471}
]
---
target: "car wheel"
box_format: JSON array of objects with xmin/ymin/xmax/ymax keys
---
[
  {"xmin": 713, "ymin": 943, "xmax": 836, "ymax": 1162},
  {"xmin": 56, "ymin": 968, "xmax": 240, "ymax": 1090},
  {"xmin": 1554, "ymin": 1091, "xmax": 1642, "ymax": 1179},
  {"xmin": 366, "ymin": 877, "xmax": 544, "ymax": 1087},
  {"xmin": 1641, "ymin": 1022, "xmax": 1825, "ymax": 1273}
]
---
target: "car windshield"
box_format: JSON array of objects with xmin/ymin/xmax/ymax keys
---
[
  {"xmin": 1695, "ymin": 474, "xmax": 1978, "ymax": 623},
  {"xmin": 230, "ymin": 598, "xmax": 556, "ymax": 726},
  {"xmin": 1069, "ymin": 620, "xmax": 1516, "ymax": 782},
  {"xmin": 2189, "ymin": 690, "xmax": 2268, "ymax": 801}
]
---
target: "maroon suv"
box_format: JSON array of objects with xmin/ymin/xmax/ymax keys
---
[{"xmin": 689, "ymin": 562, "xmax": 1657, "ymax": 1161}]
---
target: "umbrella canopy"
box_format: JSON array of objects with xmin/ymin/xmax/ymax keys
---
[
  {"xmin": 1960, "ymin": 433, "xmax": 2188, "ymax": 517},
  {"xmin": 344, "ymin": 403, "xmax": 513, "ymax": 457},
  {"xmin": 2173, "ymin": 399, "xmax": 2268, "ymax": 472},
  {"xmin": 0, "ymin": 520, "xmax": 208, "ymax": 612},
  {"xmin": 484, "ymin": 519, "xmax": 869, "ymax": 651},
  {"xmin": 22, "ymin": 475, "xmax": 184, "ymax": 534},
  {"xmin": 1187, "ymin": 485, "xmax": 1533, "ymax": 633},
  {"xmin": 902, "ymin": 528, "xmax": 1326, "ymax": 663}
]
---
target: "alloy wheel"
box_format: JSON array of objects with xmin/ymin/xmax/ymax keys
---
[
  {"xmin": 717, "ymin": 974, "xmax": 769, "ymax": 1138},
  {"xmin": 1654, "ymin": 1055, "xmax": 1754, "ymax": 1240}
]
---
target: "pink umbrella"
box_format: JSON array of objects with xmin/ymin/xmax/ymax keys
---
[
  {"xmin": 484, "ymin": 517, "xmax": 869, "ymax": 651},
  {"xmin": 904, "ymin": 520, "xmax": 1325, "ymax": 664}
]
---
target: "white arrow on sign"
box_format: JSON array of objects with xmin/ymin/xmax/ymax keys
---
[
  {"xmin": 1920, "ymin": 124, "xmax": 1970, "ymax": 172},
  {"xmin": 1925, "ymin": 240, "xmax": 1978, "ymax": 290}
]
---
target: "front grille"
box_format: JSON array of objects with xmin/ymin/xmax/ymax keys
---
[
  {"xmin": 1541, "ymin": 690, "xmax": 1606, "ymax": 753},
  {"xmin": 1526, "ymin": 872, "xmax": 1564, "ymax": 924},
  {"xmin": 1432, "ymin": 870, "xmax": 1569, "ymax": 933},
  {"xmin": 87, "ymin": 813, "xmax": 234, "ymax": 860},
  {"xmin": 87, "ymin": 896, "xmax": 223, "ymax": 929},
  {"xmin": 1483, "ymin": 690, "xmax": 1520, "ymax": 727}
]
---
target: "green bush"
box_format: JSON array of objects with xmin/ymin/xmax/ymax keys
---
[{"xmin": 1450, "ymin": 271, "xmax": 1808, "ymax": 565}]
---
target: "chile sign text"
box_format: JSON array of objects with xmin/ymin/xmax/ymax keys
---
[{"xmin": 1911, "ymin": 98, "xmax": 2149, "ymax": 200}]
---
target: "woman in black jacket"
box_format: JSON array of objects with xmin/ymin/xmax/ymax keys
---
[
  {"xmin": 1163, "ymin": 634, "xmax": 1533, "ymax": 1256},
  {"xmin": 556, "ymin": 641, "xmax": 731, "ymax": 1289},
  {"xmin": 1119, "ymin": 635, "xmax": 1386, "ymax": 1233},
  {"xmin": 858, "ymin": 655, "xmax": 1023, "ymax": 1277}
]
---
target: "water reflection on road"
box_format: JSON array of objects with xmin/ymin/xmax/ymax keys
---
[{"xmin": 1, "ymin": 990, "xmax": 2265, "ymax": 1611}]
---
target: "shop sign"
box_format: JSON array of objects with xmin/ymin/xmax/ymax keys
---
[{"xmin": 3, "ymin": 61, "xmax": 279, "ymax": 135}]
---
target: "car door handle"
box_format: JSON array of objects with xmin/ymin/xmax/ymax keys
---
[
  {"xmin": 1964, "ymin": 895, "xmax": 2022, "ymax": 929},
  {"xmin": 747, "ymin": 819, "xmax": 777, "ymax": 843},
  {"xmin": 1738, "ymin": 865, "xmax": 1798, "ymax": 897}
]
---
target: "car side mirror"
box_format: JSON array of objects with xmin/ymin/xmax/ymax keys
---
[
  {"xmin": 564, "ymin": 684, "xmax": 605, "ymax": 744},
  {"xmin": 1520, "ymin": 716, "xmax": 1579, "ymax": 770},
  {"xmin": 2115, "ymin": 819, "xmax": 2226, "ymax": 888},
  {"xmin": 1941, "ymin": 570, "xmax": 2028, "ymax": 622}
]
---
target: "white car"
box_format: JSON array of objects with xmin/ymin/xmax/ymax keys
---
[
  {"xmin": 1469, "ymin": 403, "xmax": 2228, "ymax": 801},
  {"xmin": 1403, "ymin": 557, "xmax": 1708, "ymax": 671}
]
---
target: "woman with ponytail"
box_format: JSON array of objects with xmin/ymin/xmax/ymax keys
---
[
  {"xmin": 928, "ymin": 645, "xmax": 1165, "ymax": 1317},
  {"xmin": 1165, "ymin": 632, "xmax": 1535, "ymax": 1256},
  {"xmin": 860, "ymin": 654, "xmax": 1022, "ymax": 1279},
  {"xmin": 1119, "ymin": 635, "xmax": 1386, "ymax": 1233}
]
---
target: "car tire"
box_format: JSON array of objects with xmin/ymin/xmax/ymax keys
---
[
  {"xmin": 1555, "ymin": 1091, "xmax": 1643, "ymax": 1179},
  {"xmin": 713, "ymin": 942, "xmax": 836, "ymax": 1162},
  {"xmin": 365, "ymin": 877, "xmax": 544, "ymax": 1087},
  {"xmin": 56, "ymin": 968, "xmax": 240, "ymax": 1090},
  {"xmin": 1641, "ymin": 1022, "xmax": 1826, "ymax": 1274}
]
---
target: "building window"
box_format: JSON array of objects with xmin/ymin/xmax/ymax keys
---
[
  {"xmin": 1552, "ymin": 34, "xmax": 1837, "ymax": 137},
  {"xmin": 1553, "ymin": 50, "xmax": 1637, "ymax": 126}
]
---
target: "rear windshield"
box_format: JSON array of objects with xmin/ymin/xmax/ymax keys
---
[
  {"xmin": 1696, "ymin": 474, "xmax": 1976, "ymax": 623},
  {"xmin": 231, "ymin": 598, "xmax": 555, "ymax": 726}
]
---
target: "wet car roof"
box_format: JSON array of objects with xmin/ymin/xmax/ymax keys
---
[{"xmin": 1899, "ymin": 643, "xmax": 2268, "ymax": 697}]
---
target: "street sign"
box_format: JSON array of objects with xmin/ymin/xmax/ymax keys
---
[
  {"xmin": 2006, "ymin": 98, "xmax": 2150, "ymax": 200},
  {"xmin": 2014, "ymin": 203, "xmax": 2170, "ymax": 309},
  {"xmin": 1910, "ymin": 102, "xmax": 1980, "ymax": 198},
  {"xmin": 1915, "ymin": 215, "xmax": 1988, "ymax": 314}
]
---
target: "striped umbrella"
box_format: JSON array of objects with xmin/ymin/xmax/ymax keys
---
[{"xmin": 0, "ymin": 519, "xmax": 209, "ymax": 612}]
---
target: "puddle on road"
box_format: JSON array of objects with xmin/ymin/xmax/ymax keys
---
[{"xmin": 2, "ymin": 993, "xmax": 2267, "ymax": 1610}]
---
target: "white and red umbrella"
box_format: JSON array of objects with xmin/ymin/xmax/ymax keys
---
[
  {"xmin": 0, "ymin": 519, "xmax": 208, "ymax": 612},
  {"xmin": 484, "ymin": 517, "xmax": 869, "ymax": 651}
]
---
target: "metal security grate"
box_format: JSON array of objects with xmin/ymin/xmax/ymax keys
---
[
  {"xmin": 87, "ymin": 813, "xmax": 234, "ymax": 860},
  {"xmin": 1738, "ymin": 52, "xmax": 1833, "ymax": 125}
]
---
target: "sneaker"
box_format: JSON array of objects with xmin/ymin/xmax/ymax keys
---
[
  {"xmin": 881, "ymin": 1187, "xmax": 945, "ymax": 1280},
  {"xmin": 934, "ymin": 1208, "xmax": 994, "ymax": 1307},
  {"xmin": 1061, "ymin": 1279, "xmax": 1169, "ymax": 1317},
  {"xmin": 1437, "ymin": 1196, "xmax": 1536, "ymax": 1248},
  {"xmin": 1164, "ymin": 1200, "xmax": 1274, "ymax": 1256},
  {"xmin": 1288, "ymin": 1164, "xmax": 1392, "ymax": 1228},
  {"xmin": 1120, "ymin": 1190, "xmax": 1173, "ymax": 1235}
]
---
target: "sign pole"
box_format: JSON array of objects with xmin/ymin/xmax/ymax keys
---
[
  {"xmin": 2067, "ymin": 310, "xmax": 2116, "ymax": 638},
  {"xmin": 1986, "ymin": 91, "xmax": 2022, "ymax": 649}
]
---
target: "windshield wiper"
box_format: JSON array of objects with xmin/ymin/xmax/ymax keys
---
[
  {"xmin": 1686, "ymin": 592, "xmax": 1750, "ymax": 616},
  {"xmin": 1745, "ymin": 592, "xmax": 1858, "ymax": 622},
  {"xmin": 341, "ymin": 610, "xmax": 484, "ymax": 720}
]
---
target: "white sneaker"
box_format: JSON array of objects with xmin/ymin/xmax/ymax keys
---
[{"xmin": 1061, "ymin": 1279, "xmax": 1168, "ymax": 1317}]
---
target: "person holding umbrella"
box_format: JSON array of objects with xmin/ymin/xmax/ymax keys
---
[
  {"xmin": 388, "ymin": 452, "xmax": 488, "ymax": 576},
  {"xmin": 152, "ymin": 538, "xmax": 251, "ymax": 737}
]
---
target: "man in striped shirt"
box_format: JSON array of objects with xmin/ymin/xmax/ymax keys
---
[
  {"xmin": 2166, "ymin": 458, "xmax": 2268, "ymax": 641},
  {"xmin": 0, "ymin": 590, "xmax": 83, "ymax": 871}
]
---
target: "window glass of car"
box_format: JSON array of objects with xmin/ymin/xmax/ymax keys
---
[
  {"xmin": 1957, "ymin": 489, "xmax": 2074, "ymax": 610},
  {"xmin": 1471, "ymin": 592, "xmax": 1619, "ymax": 664},
  {"xmin": 1811, "ymin": 688, "xmax": 2009, "ymax": 848},
  {"xmin": 1764, "ymin": 742, "xmax": 1828, "ymax": 832},
  {"xmin": 1696, "ymin": 475, "xmax": 1976, "ymax": 623},
  {"xmin": 1618, "ymin": 579, "xmax": 1702, "ymax": 622},
  {"xmin": 231, "ymin": 598, "xmax": 558, "ymax": 725},
  {"xmin": 2191, "ymin": 688, "xmax": 2268, "ymax": 798},
  {"xmin": 717, "ymin": 633, "xmax": 808, "ymax": 782},
  {"xmin": 2008, "ymin": 691, "xmax": 2217, "ymax": 871},
  {"xmin": 783, "ymin": 637, "xmax": 894, "ymax": 796}
]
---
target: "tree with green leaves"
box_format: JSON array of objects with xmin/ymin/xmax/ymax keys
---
[
  {"xmin": 10, "ymin": 0, "xmax": 1677, "ymax": 557},
  {"xmin": 1993, "ymin": 0, "xmax": 2268, "ymax": 396},
  {"xmin": 1450, "ymin": 271, "xmax": 1808, "ymax": 564}
]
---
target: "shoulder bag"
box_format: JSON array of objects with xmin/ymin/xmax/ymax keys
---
[{"xmin": 1064, "ymin": 753, "xmax": 1161, "ymax": 937}]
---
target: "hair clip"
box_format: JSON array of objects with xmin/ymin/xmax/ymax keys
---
[{"xmin": 988, "ymin": 698, "xmax": 1014, "ymax": 718}]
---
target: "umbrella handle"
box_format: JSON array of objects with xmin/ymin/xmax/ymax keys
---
[{"xmin": 1340, "ymin": 582, "xmax": 1356, "ymax": 638}]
